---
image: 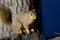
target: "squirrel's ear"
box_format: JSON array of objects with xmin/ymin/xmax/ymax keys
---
[
  {"xmin": 27, "ymin": 10, "xmax": 30, "ymax": 14},
  {"xmin": 32, "ymin": 9, "xmax": 35, "ymax": 11}
]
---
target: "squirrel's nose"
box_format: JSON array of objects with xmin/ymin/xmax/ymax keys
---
[{"xmin": 32, "ymin": 16, "xmax": 36, "ymax": 19}]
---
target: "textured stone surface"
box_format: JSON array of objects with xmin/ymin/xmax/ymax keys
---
[{"xmin": 49, "ymin": 36, "xmax": 60, "ymax": 40}]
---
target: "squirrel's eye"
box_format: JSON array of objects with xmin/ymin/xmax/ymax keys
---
[{"xmin": 31, "ymin": 14, "xmax": 32, "ymax": 15}]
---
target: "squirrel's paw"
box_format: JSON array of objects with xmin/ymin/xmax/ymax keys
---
[
  {"xmin": 31, "ymin": 28, "xmax": 34, "ymax": 32},
  {"xmin": 13, "ymin": 27, "xmax": 22, "ymax": 34},
  {"xmin": 16, "ymin": 29, "xmax": 22, "ymax": 34}
]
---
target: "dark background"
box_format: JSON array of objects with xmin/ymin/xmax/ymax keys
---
[
  {"xmin": 41, "ymin": 0, "xmax": 60, "ymax": 38},
  {"xmin": 31, "ymin": 0, "xmax": 60, "ymax": 39},
  {"xmin": 29, "ymin": 0, "xmax": 42, "ymax": 35}
]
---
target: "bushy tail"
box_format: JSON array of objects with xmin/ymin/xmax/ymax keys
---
[{"xmin": 0, "ymin": 5, "xmax": 12, "ymax": 27}]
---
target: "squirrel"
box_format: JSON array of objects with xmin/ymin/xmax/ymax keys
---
[
  {"xmin": 12, "ymin": 9, "xmax": 36, "ymax": 34},
  {"xmin": 0, "ymin": 5, "xmax": 36, "ymax": 34}
]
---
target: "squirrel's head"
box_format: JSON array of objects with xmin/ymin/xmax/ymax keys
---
[
  {"xmin": 27, "ymin": 9, "xmax": 36, "ymax": 19},
  {"xmin": 26, "ymin": 9, "xmax": 36, "ymax": 24}
]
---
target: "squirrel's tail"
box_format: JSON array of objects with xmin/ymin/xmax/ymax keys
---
[{"xmin": 0, "ymin": 5, "xmax": 12, "ymax": 27}]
